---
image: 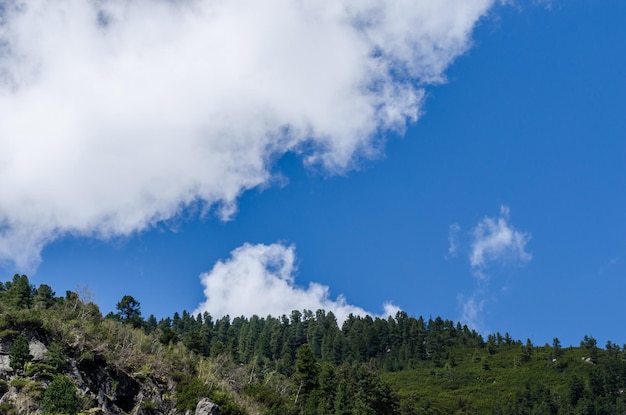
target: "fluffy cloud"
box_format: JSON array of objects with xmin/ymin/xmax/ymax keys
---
[
  {"xmin": 0, "ymin": 0, "xmax": 496, "ymax": 270},
  {"xmin": 194, "ymin": 242, "xmax": 398, "ymax": 323},
  {"xmin": 469, "ymin": 205, "xmax": 532, "ymax": 278}
]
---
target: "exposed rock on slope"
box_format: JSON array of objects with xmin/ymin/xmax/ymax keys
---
[
  {"xmin": 195, "ymin": 398, "xmax": 221, "ymax": 415},
  {"xmin": 0, "ymin": 314, "xmax": 180, "ymax": 414}
]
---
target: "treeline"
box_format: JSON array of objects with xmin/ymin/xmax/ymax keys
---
[
  {"xmin": 91, "ymin": 279, "xmax": 626, "ymax": 414},
  {"xmin": 146, "ymin": 309, "xmax": 477, "ymax": 415},
  {"xmin": 136, "ymin": 298, "xmax": 626, "ymax": 414},
  {"xmin": 144, "ymin": 308, "xmax": 484, "ymax": 372},
  {"xmin": 3, "ymin": 274, "xmax": 626, "ymax": 414}
]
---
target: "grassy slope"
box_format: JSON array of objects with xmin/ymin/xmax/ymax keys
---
[{"xmin": 382, "ymin": 344, "xmax": 592, "ymax": 413}]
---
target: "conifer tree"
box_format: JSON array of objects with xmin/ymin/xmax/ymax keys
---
[
  {"xmin": 116, "ymin": 295, "xmax": 143, "ymax": 328},
  {"xmin": 33, "ymin": 284, "xmax": 56, "ymax": 309},
  {"xmin": 9, "ymin": 333, "xmax": 31, "ymax": 372},
  {"xmin": 3, "ymin": 274, "xmax": 34, "ymax": 309},
  {"xmin": 294, "ymin": 344, "xmax": 319, "ymax": 404}
]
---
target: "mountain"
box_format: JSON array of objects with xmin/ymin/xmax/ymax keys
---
[{"xmin": 1, "ymin": 274, "xmax": 625, "ymax": 414}]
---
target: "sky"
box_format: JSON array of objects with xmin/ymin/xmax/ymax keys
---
[{"xmin": 0, "ymin": 0, "xmax": 624, "ymax": 347}]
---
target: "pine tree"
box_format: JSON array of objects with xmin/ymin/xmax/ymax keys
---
[
  {"xmin": 116, "ymin": 295, "xmax": 143, "ymax": 328},
  {"xmin": 9, "ymin": 333, "xmax": 31, "ymax": 372},
  {"xmin": 333, "ymin": 380, "xmax": 352, "ymax": 415},
  {"xmin": 33, "ymin": 284, "xmax": 56, "ymax": 309},
  {"xmin": 294, "ymin": 344, "xmax": 319, "ymax": 405},
  {"xmin": 3, "ymin": 274, "xmax": 34, "ymax": 309}
]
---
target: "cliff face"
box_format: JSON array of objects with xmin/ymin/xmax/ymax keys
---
[
  {"xmin": 70, "ymin": 354, "xmax": 176, "ymax": 414},
  {"xmin": 0, "ymin": 326, "xmax": 179, "ymax": 415}
]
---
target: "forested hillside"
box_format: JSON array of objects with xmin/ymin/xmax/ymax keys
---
[{"xmin": 1, "ymin": 274, "xmax": 625, "ymax": 414}]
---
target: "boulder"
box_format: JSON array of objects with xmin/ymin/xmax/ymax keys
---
[
  {"xmin": 28, "ymin": 337, "xmax": 48, "ymax": 361},
  {"xmin": 0, "ymin": 355, "xmax": 11, "ymax": 373},
  {"xmin": 195, "ymin": 398, "xmax": 220, "ymax": 415}
]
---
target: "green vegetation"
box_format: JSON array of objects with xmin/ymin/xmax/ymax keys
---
[
  {"xmin": 106, "ymin": 294, "xmax": 144, "ymax": 328},
  {"xmin": 142, "ymin": 307, "xmax": 626, "ymax": 414},
  {"xmin": 9, "ymin": 378, "xmax": 30, "ymax": 390},
  {"xmin": 0, "ymin": 274, "xmax": 625, "ymax": 414},
  {"xmin": 9, "ymin": 332, "xmax": 31, "ymax": 373},
  {"xmin": 41, "ymin": 376, "xmax": 81, "ymax": 415}
]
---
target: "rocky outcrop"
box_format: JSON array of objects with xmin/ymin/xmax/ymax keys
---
[
  {"xmin": 0, "ymin": 333, "xmax": 47, "ymax": 373},
  {"xmin": 195, "ymin": 398, "xmax": 220, "ymax": 415},
  {"xmin": 68, "ymin": 355, "xmax": 177, "ymax": 415},
  {"xmin": 0, "ymin": 355, "xmax": 10, "ymax": 373},
  {"xmin": 0, "ymin": 336, "xmax": 14, "ymax": 373},
  {"xmin": 28, "ymin": 337, "xmax": 47, "ymax": 361},
  {"xmin": 0, "ymin": 331, "xmax": 178, "ymax": 415}
]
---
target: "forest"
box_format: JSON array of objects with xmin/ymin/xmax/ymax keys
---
[{"xmin": 0, "ymin": 273, "xmax": 625, "ymax": 414}]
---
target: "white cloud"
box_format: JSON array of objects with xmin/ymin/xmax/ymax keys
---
[
  {"xmin": 194, "ymin": 242, "xmax": 398, "ymax": 323},
  {"xmin": 447, "ymin": 223, "xmax": 461, "ymax": 257},
  {"xmin": 469, "ymin": 205, "xmax": 531, "ymax": 278},
  {"xmin": 382, "ymin": 302, "xmax": 402, "ymax": 318},
  {"xmin": 453, "ymin": 205, "xmax": 531, "ymax": 330},
  {"xmin": 0, "ymin": 0, "xmax": 496, "ymax": 270},
  {"xmin": 458, "ymin": 293, "xmax": 486, "ymax": 332}
]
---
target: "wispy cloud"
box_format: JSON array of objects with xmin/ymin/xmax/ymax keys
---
[
  {"xmin": 0, "ymin": 0, "xmax": 496, "ymax": 271},
  {"xmin": 447, "ymin": 223, "xmax": 461, "ymax": 257},
  {"xmin": 194, "ymin": 242, "xmax": 398, "ymax": 323},
  {"xmin": 469, "ymin": 205, "xmax": 532, "ymax": 279},
  {"xmin": 458, "ymin": 293, "xmax": 486, "ymax": 333},
  {"xmin": 533, "ymin": 0, "xmax": 557, "ymax": 10},
  {"xmin": 453, "ymin": 205, "xmax": 531, "ymax": 330}
]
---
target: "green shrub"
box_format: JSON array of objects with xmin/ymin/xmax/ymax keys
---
[
  {"xmin": 140, "ymin": 400, "xmax": 157, "ymax": 410},
  {"xmin": 208, "ymin": 389, "xmax": 245, "ymax": 415},
  {"xmin": 79, "ymin": 350, "xmax": 95, "ymax": 363},
  {"xmin": 174, "ymin": 374, "xmax": 245, "ymax": 414},
  {"xmin": 0, "ymin": 329, "xmax": 19, "ymax": 340},
  {"xmin": 39, "ymin": 371, "xmax": 56, "ymax": 381},
  {"xmin": 10, "ymin": 378, "xmax": 29, "ymax": 390},
  {"xmin": 14, "ymin": 311, "xmax": 44, "ymax": 330},
  {"xmin": 41, "ymin": 376, "xmax": 81, "ymax": 415},
  {"xmin": 243, "ymin": 383, "xmax": 285, "ymax": 409},
  {"xmin": 44, "ymin": 342, "xmax": 68, "ymax": 372},
  {"xmin": 0, "ymin": 312, "xmax": 16, "ymax": 331},
  {"xmin": 25, "ymin": 362, "xmax": 57, "ymax": 377},
  {"xmin": 174, "ymin": 377, "xmax": 210, "ymax": 411}
]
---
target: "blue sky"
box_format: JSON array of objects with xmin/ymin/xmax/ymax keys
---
[{"xmin": 1, "ymin": 0, "xmax": 625, "ymax": 347}]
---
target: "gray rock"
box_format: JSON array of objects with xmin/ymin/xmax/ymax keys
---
[
  {"xmin": 0, "ymin": 355, "xmax": 11, "ymax": 373},
  {"xmin": 29, "ymin": 338, "xmax": 48, "ymax": 361},
  {"xmin": 195, "ymin": 398, "xmax": 220, "ymax": 415}
]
